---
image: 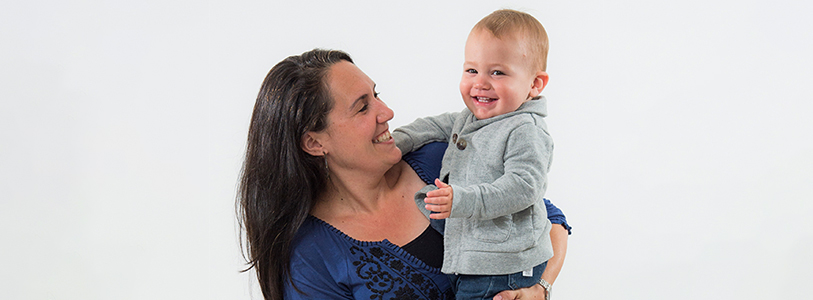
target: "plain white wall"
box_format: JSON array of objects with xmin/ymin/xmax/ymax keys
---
[{"xmin": 2, "ymin": 0, "xmax": 811, "ymax": 299}]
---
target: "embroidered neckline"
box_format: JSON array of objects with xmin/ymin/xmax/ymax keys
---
[{"xmin": 307, "ymin": 215, "xmax": 441, "ymax": 272}]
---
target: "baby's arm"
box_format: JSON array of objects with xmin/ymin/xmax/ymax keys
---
[
  {"xmin": 392, "ymin": 112, "xmax": 458, "ymax": 154},
  {"xmin": 424, "ymin": 179, "xmax": 453, "ymax": 219},
  {"xmin": 450, "ymin": 123, "xmax": 553, "ymax": 220}
]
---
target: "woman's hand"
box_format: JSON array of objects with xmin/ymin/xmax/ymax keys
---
[{"xmin": 492, "ymin": 283, "xmax": 547, "ymax": 300}]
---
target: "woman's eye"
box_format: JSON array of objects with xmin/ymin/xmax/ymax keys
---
[
  {"xmin": 374, "ymin": 92, "xmax": 380, "ymax": 98},
  {"xmin": 359, "ymin": 104, "xmax": 368, "ymax": 112}
]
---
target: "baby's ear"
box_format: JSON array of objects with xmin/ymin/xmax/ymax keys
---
[
  {"xmin": 529, "ymin": 71, "xmax": 549, "ymax": 98},
  {"xmin": 301, "ymin": 132, "xmax": 326, "ymax": 157}
]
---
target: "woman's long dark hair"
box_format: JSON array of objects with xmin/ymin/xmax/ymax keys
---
[{"xmin": 238, "ymin": 49, "xmax": 352, "ymax": 300}]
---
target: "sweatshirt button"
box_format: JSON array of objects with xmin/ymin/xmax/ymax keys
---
[
  {"xmin": 456, "ymin": 138, "xmax": 467, "ymax": 150},
  {"xmin": 452, "ymin": 133, "xmax": 458, "ymax": 143}
]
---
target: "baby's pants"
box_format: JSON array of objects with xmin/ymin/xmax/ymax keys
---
[{"xmin": 448, "ymin": 261, "xmax": 547, "ymax": 300}]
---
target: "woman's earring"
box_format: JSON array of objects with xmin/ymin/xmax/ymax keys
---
[{"xmin": 323, "ymin": 152, "xmax": 329, "ymax": 177}]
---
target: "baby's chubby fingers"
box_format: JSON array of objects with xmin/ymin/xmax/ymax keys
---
[
  {"xmin": 425, "ymin": 189, "xmax": 448, "ymax": 198},
  {"xmin": 423, "ymin": 196, "xmax": 445, "ymax": 205},
  {"xmin": 424, "ymin": 202, "xmax": 447, "ymax": 212},
  {"xmin": 425, "ymin": 188, "xmax": 450, "ymax": 198},
  {"xmin": 424, "ymin": 196, "xmax": 451, "ymax": 212},
  {"xmin": 426, "ymin": 179, "xmax": 452, "ymax": 197},
  {"xmin": 429, "ymin": 211, "xmax": 451, "ymax": 220},
  {"xmin": 424, "ymin": 202, "xmax": 450, "ymax": 219},
  {"xmin": 434, "ymin": 178, "xmax": 450, "ymax": 189}
]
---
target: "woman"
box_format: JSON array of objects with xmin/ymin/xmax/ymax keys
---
[{"xmin": 238, "ymin": 49, "xmax": 569, "ymax": 299}]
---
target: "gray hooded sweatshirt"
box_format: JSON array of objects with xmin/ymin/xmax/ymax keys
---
[{"xmin": 392, "ymin": 97, "xmax": 554, "ymax": 275}]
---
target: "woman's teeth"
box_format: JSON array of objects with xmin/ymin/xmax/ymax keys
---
[
  {"xmin": 373, "ymin": 131, "xmax": 392, "ymax": 143},
  {"xmin": 476, "ymin": 96, "xmax": 495, "ymax": 103}
]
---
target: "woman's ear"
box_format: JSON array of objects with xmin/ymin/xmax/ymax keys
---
[
  {"xmin": 529, "ymin": 71, "xmax": 549, "ymax": 98},
  {"xmin": 301, "ymin": 132, "xmax": 326, "ymax": 157}
]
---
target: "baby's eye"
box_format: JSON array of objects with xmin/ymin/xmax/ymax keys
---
[
  {"xmin": 491, "ymin": 70, "xmax": 505, "ymax": 76},
  {"xmin": 465, "ymin": 69, "xmax": 478, "ymax": 74}
]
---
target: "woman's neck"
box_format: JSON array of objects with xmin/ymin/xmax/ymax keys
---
[
  {"xmin": 313, "ymin": 162, "xmax": 404, "ymax": 216},
  {"xmin": 310, "ymin": 160, "xmax": 430, "ymax": 245}
]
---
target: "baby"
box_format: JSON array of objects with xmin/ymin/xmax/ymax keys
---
[{"xmin": 393, "ymin": 9, "xmax": 555, "ymax": 299}]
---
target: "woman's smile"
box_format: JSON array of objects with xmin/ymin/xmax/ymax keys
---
[{"xmin": 373, "ymin": 130, "xmax": 393, "ymax": 144}]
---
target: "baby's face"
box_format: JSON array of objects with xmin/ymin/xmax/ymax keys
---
[{"xmin": 460, "ymin": 29, "xmax": 541, "ymax": 120}]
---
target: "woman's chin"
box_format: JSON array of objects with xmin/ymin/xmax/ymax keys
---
[{"xmin": 381, "ymin": 146, "xmax": 403, "ymax": 165}]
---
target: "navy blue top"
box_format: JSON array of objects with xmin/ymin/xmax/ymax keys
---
[
  {"xmin": 284, "ymin": 142, "xmax": 571, "ymax": 299},
  {"xmin": 285, "ymin": 216, "xmax": 455, "ymax": 299}
]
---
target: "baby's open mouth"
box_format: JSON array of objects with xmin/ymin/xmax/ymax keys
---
[{"xmin": 475, "ymin": 96, "xmax": 496, "ymax": 103}]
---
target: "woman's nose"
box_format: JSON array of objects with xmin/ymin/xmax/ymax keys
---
[{"xmin": 376, "ymin": 102, "xmax": 394, "ymax": 123}]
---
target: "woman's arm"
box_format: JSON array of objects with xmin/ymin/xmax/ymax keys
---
[
  {"xmin": 492, "ymin": 223, "xmax": 567, "ymax": 300},
  {"xmin": 542, "ymin": 223, "xmax": 568, "ymax": 285}
]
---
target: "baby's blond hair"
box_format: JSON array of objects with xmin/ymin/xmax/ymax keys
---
[{"xmin": 473, "ymin": 9, "xmax": 549, "ymax": 71}]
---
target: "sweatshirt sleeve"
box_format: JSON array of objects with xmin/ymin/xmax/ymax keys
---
[
  {"xmin": 392, "ymin": 112, "xmax": 459, "ymax": 155},
  {"xmin": 449, "ymin": 122, "xmax": 553, "ymax": 220},
  {"xmin": 403, "ymin": 141, "xmax": 568, "ymax": 234}
]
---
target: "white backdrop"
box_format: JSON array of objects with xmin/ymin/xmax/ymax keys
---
[{"xmin": 2, "ymin": 1, "xmax": 812, "ymax": 299}]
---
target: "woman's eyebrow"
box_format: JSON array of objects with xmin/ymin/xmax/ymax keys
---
[
  {"xmin": 351, "ymin": 94, "xmax": 368, "ymax": 111},
  {"xmin": 350, "ymin": 84, "xmax": 375, "ymax": 111}
]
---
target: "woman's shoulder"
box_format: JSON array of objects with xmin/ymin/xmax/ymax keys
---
[
  {"xmin": 286, "ymin": 216, "xmax": 352, "ymax": 298},
  {"xmin": 393, "ymin": 159, "xmax": 428, "ymax": 192},
  {"xmin": 287, "ymin": 216, "xmax": 352, "ymax": 292},
  {"xmin": 401, "ymin": 141, "xmax": 447, "ymax": 185},
  {"xmin": 291, "ymin": 216, "xmax": 347, "ymax": 252}
]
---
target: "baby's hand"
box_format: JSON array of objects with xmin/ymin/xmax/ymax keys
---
[{"xmin": 424, "ymin": 178, "xmax": 453, "ymax": 219}]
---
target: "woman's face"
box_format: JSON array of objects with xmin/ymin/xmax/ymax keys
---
[{"xmin": 315, "ymin": 61, "xmax": 401, "ymax": 175}]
